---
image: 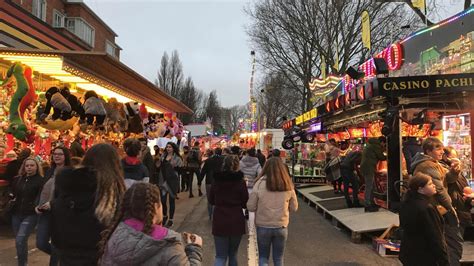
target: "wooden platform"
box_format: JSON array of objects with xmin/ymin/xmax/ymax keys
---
[{"xmin": 297, "ymin": 185, "xmax": 399, "ymax": 243}]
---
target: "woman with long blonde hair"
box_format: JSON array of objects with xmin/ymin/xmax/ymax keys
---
[
  {"xmin": 247, "ymin": 157, "xmax": 298, "ymax": 266},
  {"xmin": 10, "ymin": 157, "xmax": 44, "ymax": 266},
  {"xmin": 51, "ymin": 143, "xmax": 126, "ymax": 265}
]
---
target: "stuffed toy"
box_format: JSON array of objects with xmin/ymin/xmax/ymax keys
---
[
  {"xmin": 124, "ymin": 102, "xmax": 143, "ymax": 134},
  {"xmin": 42, "ymin": 87, "xmax": 71, "ymax": 121},
  {"xmin": 61, "ymin": 87, "xmax": 84, "ymax": 119},
  {"xmin": 2, "ymin": 63, "xmax": 36, "ymax": 143},
  {"xmin": 103, "ymin": 98, "xmax": 128, "ymax": 132},
  {"xmin": 82, "ymin": 90, "xmax": 107, "ymax": 127}
]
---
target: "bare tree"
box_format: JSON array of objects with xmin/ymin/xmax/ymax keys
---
[
  {"xmin": 222, "ymin": 105, "xmax": 247, "ymax": 136},
  {"xmin": 246, "ymin": 0, "xmax": 419, "ymax": 113},
  {"xmin": 257, "ymin": 71, "xmax": 298, "ymax": 128},
  {"xmin": 403, "ymin": 0, "xmax": 472, "ymax": 26}
]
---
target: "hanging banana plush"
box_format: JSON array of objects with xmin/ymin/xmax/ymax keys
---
[{"xmin": 3, "ymin": 62, "xmax": 36, "ymax": 143}]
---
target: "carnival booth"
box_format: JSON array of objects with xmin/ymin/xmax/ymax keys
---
[
  {"xmin": 283, "ymin": 6, "xmax": 474, "ymax": 210},
  {"xmin": 0, "ymin": 48, "xmax": 191, "ymax": 164}
]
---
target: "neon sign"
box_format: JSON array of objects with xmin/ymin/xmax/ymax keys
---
[{"xmin": 345, "ymin": 42, "xmax": 404, "ymax": 91}]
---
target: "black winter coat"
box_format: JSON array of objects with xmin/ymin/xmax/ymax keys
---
[
  {"xmin": 121, "ymin": 159, "xmax": 149, "ymax": 181},
  {"xmin": 210, "ymin": 170, "xmax": 248, "ymax": 236},
  {"xmin": 399, "ymin": 191, "xmax": 449, "ymax": 266},
  {"xmin": 11, "ymin": 173, "xmax": 44, "ymax": 216},
  {"xmin": 51, "ymin": 167, "xmax": 103, "ymax": 265},
  {"xmin": 200, "ymin": 154, "xmax": 224, "ymax": 185}
]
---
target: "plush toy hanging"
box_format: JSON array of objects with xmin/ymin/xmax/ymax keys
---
[
  {"xmin": 1, "ymin": 62, "xmax": 36, "ymax": 143},
  {"xmin": 124, "ymin": 101, "xmax": 143, "ymax": 134},
  {"xmin": 82, "ymin": 90, "xmax": 107, "ymax": 128},
  {"xmin": 41, "ymin": 86, "xmax": 71, "ymax": 121},
  {"xmin": 103, "ymin": 97, "xmax": 128, "ymax": 132}
]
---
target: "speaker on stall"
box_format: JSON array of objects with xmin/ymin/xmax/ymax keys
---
[
  {"xmin": 373, "ymin": 58, "xmax": 389, "ymax": 75},
  {"xmin": 346, "ymin": 66, "xmax": 365, "ymax": 80}
]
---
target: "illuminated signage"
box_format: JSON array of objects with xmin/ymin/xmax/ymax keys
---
[
  {"xmin": 307, "ymin": 122, "xmax": 322, "ymax": 133},
  {"xmin": 295, "ymin": 108, "xmax": 318, "ymax": 125},
  {"xmin": 378, "ymin": 73, "xmax": 474, "ymax": 96}
]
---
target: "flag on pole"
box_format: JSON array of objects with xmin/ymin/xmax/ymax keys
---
[
  {"xmin": 411, "ymin": 0, "xmax": 425, "ymax": 10},
  {"xmin": 321, "ymin": 55, "xmax": 327, "ymax": 79},
  {"xmin": 361, "ymin": 10, "xmax": 371, "ymax": 51}
]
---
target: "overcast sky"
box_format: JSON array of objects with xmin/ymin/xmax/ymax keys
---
[
  {"xmin": 84, "ymin": 0, "xmax": 252, "ymax": 108},
  {"xmin": 83, "ymin": 0, "xmax": 467, "ymax": 108}
]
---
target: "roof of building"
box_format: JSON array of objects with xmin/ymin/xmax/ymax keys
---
[{"xmin": 0, "ymin": 47, "xmax": 192, "ymax": 114}]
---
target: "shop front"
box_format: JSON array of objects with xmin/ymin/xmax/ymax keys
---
[
  {"xmin": 283, "ymin": 6, "xmax": 474, "ymax": 209},
  {"xmin": 0, "ymin": 48, "xmax": 192, "ymax": 160}
]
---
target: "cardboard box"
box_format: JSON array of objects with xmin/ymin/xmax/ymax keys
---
[{"xmin": 372, "ymin": 225, "xmax": 400, "ymax": 257}]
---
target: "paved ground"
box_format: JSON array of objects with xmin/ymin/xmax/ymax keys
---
[{"xmin": 0, "ymin": 184, "xmax": 401, "ymax": 266}]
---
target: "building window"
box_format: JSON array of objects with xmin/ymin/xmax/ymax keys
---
[
  {"xmin": 106, "ymin": 41, "xmax": 118, "ymax": 58},
  {"xmin": 65, "ymin": 17, "xmax": 95, "ymax": 47},
  {"xmin": 32, "ymin": 0, "xmax": 47, "ymax": 21},
  {"xmin": 53, "ymin": 10, "xmax": 65, "ymax": 28}
]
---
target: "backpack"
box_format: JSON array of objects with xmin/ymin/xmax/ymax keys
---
[{"xmin": 188, "ymin": 149, "xmax": 199, "ymax": 164}]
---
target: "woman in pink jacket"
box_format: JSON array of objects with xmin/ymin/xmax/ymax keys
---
[{"xmin": 247, "ymin": 157, "xmax": 298, "ymax": 266}]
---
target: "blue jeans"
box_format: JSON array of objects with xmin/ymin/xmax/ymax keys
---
[
  {"xmin": 12, "ymin": 214, "xmax": 38, "ymax": 266},
  {"xmin": 161, "ymin": 192, "xmax": 176, "ymax": 219},
  {"xmin": 214, "ymin": 235, "xmax": 242, "ymax": 266},
  {"xmin": 36, "ymin": 213, "xmax": 59, "ymax": 266},
  {"xmin": 256, "ymin": 226, "xmax": 288, "ymax": 266}
]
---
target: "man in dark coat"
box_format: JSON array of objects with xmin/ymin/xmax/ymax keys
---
[
  {"xmin": 201, "ymin": 147, "xmax": 225, "ymax": 219},
  {"xmin": 360, "ymin": 137, "xmax": 386, "ymax": 212},
  {"xmin": 256, "ymin": 149, "xmax": 266, "ymax": 167},
  {"xmin": 340, "ymin": 150, "xmax": 362, "ymax": 208},
  {"xmin": 70, "ymin": 136, "xmax": 85, "ymax": 158},
  {"xmin": 138, "ymin": 137, "xmax": 155, "ymax": 181}
]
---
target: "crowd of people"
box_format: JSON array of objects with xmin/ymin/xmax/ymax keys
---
[{"xmin": 0, "ymin": 139, "xmax": 298, "ymax": 266}]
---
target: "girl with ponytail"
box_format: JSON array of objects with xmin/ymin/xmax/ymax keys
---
[{"xmin": 99, "ymin": 182, "xmax": 203, "ymax": 265}]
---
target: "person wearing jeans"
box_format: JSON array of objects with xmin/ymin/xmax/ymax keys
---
[
  {"xmin": 209, "ymin": 155, "xmax": 249, "ymax": 266},
  {"xmin": 256, "ymin": 227, "xmax": 288, "ymax": 266},
  {"xmin": 36, "ymin": 212, "xmax": 59, "ymax": 266},
  {"xmin": 247, "ymin": 158, "xmax": 298, "ymax": 266},
  {"xmin": 213, "ymin": 235, "xmax": 242, "ymax": 266},
  {"xmin": 10, "ymin": 157, "xmax": 45, "ymax": 266}
]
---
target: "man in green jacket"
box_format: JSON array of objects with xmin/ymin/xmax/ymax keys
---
[{"xmin": 360, "ymin": 137, "xmax": 386, "ymax": 212}]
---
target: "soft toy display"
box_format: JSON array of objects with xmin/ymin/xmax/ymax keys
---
[
  {"xmin": 103, "ymin": 97, "xmax": 128, "ymax": 132},
  {"xmin": 124, "ymin": 101, "xmax": 143, "ymax": 134},
  {"xmin": 82, "ymin": 90, "xmax": 107, "ymax": 128},
  {"xmin": 1, "ymin": 62, "xmax": 36, "ymax": 142},
  {"xmin": 42, "ymin": 86, "xmax": 71, "ymax": 121}
]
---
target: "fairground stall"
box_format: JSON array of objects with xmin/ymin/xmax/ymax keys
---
[
  {"xmin": 283, "ymin": 6, "xmax": 474, "ymax": 210},
  {"xmin": 0, "ymin": 48, "xmax": 192, "ymax": 161}
]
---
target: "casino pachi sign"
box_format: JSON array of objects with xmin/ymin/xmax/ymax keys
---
[
  {"xmin": 378, "ymin": 73, "xmax": 474, "ymax": 96},
  {"xmin": 344, "ymin": 43, "xmax": 404, "ymax": 91}
]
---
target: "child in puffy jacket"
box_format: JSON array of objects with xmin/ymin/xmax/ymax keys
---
[{"xmin": 99, "ymin": 182, "xmax": 202, "ymax": 266}]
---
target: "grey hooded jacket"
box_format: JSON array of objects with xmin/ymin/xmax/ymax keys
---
[
  {"xmin": 240, "ymin": 156, "xmax": 262, "ymax": 188},
  {"xmin": 101, "ymin": 222, "xmax": 202, "ymax": 266}
]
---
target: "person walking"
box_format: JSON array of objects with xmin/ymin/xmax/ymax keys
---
[
  {"xmin": 256, "ymin": 149, "xmax": 266, "ymax": 167},
  {"xmin": 399, "ymin": 172, "xmax": 449, "ymax": 266},
  {"xmin": 340, "ymin": 150, "xmax": 363, "ymax": 208},
  {"xmin": 99, "ymin": 182, "xmax": 203, "ymax": 265},
  {"xmin": 10, "ymin": 157, "xmax": 45, "ymax": 266},
  {"xmin": 159, "ymin": 142, "xmax": 183, "ymax": 227},
  {"xmin": 360, "ymin": 137, "xmax": 386, "ymax": 212},
  {"xmin": 121, "ymin": 138, "xmax": 149, "ymax": 188},
  {"xmin": 44, "ymin": 147, "xmax": 71, "ymax": 180},
  {"xmin": 209, "ymin": 155, "xmax": 248, "ymax": 266},
  {"xmin": 247, "ymin": 157, "xmax": 298, "ymax": 266},
  {"xmin": 239, "ymin": 148, "xmax": 262, "ymax": 190},
  {"xmin": 181, "ymin": 146, "xmax": 192, "ymax": 195},
  {"xmin": 411, "ymin": 137, "xmax": 462, "ymax": 265},
  {"xmin": 442, "ymin": 147, "xmax": 472, "ymax": 237},
  {"xmin": 36, "ymin": 147, "xmax": 72, "ymax": 266},
  {"xmin": 51, "ymin": 144, "xmax": 126, "ymax": 265},
  {"xmin": 188, "ymin": 142, "xmax": 203, "ymax": 196},
  {"xmin": 201, "ymin": 147, "xmax": 225, "ymax": 219},
  {"xmin": 139, "ymin": 137, "xmax": 156, "ymax": 181},
  {"xmin": 4, "ymin": 148, "xmax": 32, "ymax": 184}
]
